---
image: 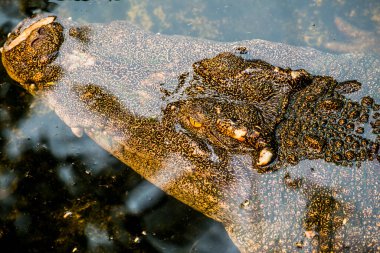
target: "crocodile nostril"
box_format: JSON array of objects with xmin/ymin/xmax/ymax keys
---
[
  {"xmin": 38, "ymin": 27, "xmax": 47, "ymax": 35},
  {"xmin": 30, "ymin": 37, "xmax": 41, "ymax": 48}
]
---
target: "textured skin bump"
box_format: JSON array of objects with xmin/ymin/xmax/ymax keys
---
[{"xmin": 1, "ymin": 16, "xmax": 63, "ymax": 93}]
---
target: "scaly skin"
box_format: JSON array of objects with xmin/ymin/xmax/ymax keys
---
[{"xmin": 1, "ymin": 14, "xmax": 379, "ymax": 252}]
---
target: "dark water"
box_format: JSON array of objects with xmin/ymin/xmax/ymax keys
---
[{"xmin": 0, "ymin": 1, "xmax": 379, "ymax": 252}]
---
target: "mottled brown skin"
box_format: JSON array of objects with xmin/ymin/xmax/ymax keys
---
[
  {"xmin": 176, "ymin": 98, "xmax": 264, "ymax": 150},
  {"xmin": 175, "ymin": 52, "xmax": 315, "ymax": 169},
  {"xmin": 175, "ymin": 53, "xmax": 379, "ymax": 171},
  {"xmin": 190, "ymin": 52, "xmax": 312, "ymax": 130},
  {"xmin": 304, "ymin": 190, "xmax": 345, "ymax": 251},
  {"xmin": 277, "ymin": 75, "xmax": 379, "ymax": 168},
  {"xmin": 68, "ymin": 26, "xmax": 91, "ymax": 44},
  {"xmin": 1, "ymin": 15, "xmax": 379, "ymax": 253},
  {"xmin": 1, "ymin": 16, "xmax": 63, "ymax": 94}
]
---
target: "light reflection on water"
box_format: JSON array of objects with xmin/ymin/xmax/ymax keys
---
[{"xmin": 0, "ymin": 0, "xmax": 379, "ymax": 252}]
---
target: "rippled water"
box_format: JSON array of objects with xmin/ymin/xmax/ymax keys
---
[{"xmin": 0, "ymin": 1, "xmax": 379, "ymax": 252}]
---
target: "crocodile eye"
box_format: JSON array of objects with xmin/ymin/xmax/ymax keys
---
[{"xmin": 189, "ymin": 116, "xmax": 203, "ymax": 128}]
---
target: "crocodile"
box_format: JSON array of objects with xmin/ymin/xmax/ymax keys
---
[{"xmin": 1, "ymin": 15, "xmax": 379, "ymax": 252}]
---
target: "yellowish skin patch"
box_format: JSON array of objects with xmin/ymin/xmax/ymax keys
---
[{"xmin": 189, "ymin": 116, "xmax": 203, "ymax": 128}]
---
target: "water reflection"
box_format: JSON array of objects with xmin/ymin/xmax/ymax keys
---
[{"xmin": 47, "ymin": 0, "xmax": 380, "ymax": 54}]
